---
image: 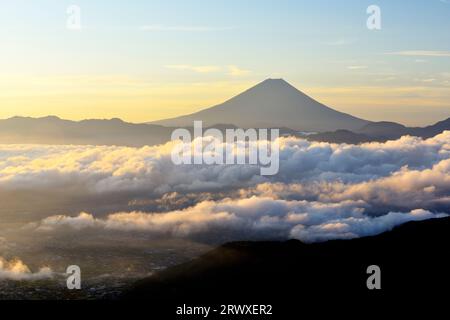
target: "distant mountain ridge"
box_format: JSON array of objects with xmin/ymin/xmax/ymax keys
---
[
  {"xmin": 358, "ymin": 118, "xmax": 450, "ymax": 139},
  {"xmin": 1, "ymin": 115, "xmax": 450, "ymax": 147},
  {"xmin": 151, "ymin": 79, "xmax": 371, "ymax": 132},
  {"xmin": 308, "ymin": 117, "xmax": 450, "ymax": 144},
  {"xmin": 0, "ymin": 116, "xmax": 172, "ymax": 147}
]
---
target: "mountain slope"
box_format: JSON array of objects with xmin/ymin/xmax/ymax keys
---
[
  {"xmin": 357, "ymin": 118, "xmax": 450, "ymax": 139},
  {"xmin": 357, "ymin": 121, "xmax": 409, "ymax": 137},
  {"xmin": 123, "ymin": 216, "xmax": 450, "ymax": 306},
  {"xmin": 151, "ymin": 79, "xmax": 371, "ymax": 132},
  {"xmin": 305, "ymin": 117, "xmax": 450, "ymax": 144}
]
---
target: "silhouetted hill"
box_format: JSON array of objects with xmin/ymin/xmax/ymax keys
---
[
  {"xmin": 306, "ymin": 129, "xmax": 378, "ymax": 144},
  {"xmin": 413, "ymin": 117, "xmax": 450, "ymax": 138},
  {"xmin": 123, "ymin": 216, "xmax": 450, "ymax": 308},
  {"xmin": 152, "ymin": 79, "xmax": 371, "ymax": 131},
  {"xmin": 357, "ymin": 121, "xmax": 409, "ymax": 137},
  {"xmin": 356, "ymin": 118, "xmax": 450, "ymax": 140},
  {"xmin": 0, "ymin": 116, "xmax": 173, "ymax": 147},
  {"xmin": 307, "ymin": 117, "xmax": 450, "ymax": 144}
]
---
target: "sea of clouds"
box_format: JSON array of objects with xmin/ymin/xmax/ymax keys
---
[{"xmin": 1, "ymin": 132, "xmax": 450, "ymax": 244}]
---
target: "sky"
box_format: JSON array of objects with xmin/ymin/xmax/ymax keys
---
[{"xmin": 0, "ymin": 0, "xmax": 449, "ymax": 126}]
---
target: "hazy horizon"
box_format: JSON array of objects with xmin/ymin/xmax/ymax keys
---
[{"xmin": 1, "ymin": 77, "xmax": 449, "ymax": 128}]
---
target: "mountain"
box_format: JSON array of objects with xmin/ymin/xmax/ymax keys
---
[
  {"xmin": 123, "ymin": 216, "xmax": 450, "ymax": 310},
  {"xmin": 151, "ymin": 79, "xmax": 371, "ymax": 132},
  {"xmin": 305, "ymin": 129, "xmax": 378, "ymax": 144},
  {"xmin": 420, "ymin": 117, "xmax": 450, "ymax": 137},
  {"xmin": 357, "ymin": 121, "xmax": 409, "ymax": 138},
  {"xmin": 0, "ymin": 116, "xmax": 173, "ymax": 147},
  {"xmin": 307, "ymin": 117, "xmax": 450, "ymax": 144},
  {"xmin": 358, "ymin": 118, "xmax": 450, "ymax": 139}
]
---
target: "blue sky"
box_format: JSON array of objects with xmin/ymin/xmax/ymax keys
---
[{"xmin": 0, "ymin": 0, "xmax": 449, "ymax": 125}]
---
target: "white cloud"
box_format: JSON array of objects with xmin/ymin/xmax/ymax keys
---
[
  {"xmin": 290, "ymin": 209, "xmax": 446, "ymax": 242},
  {"xmin": 2, "ymin": 132, "xmax": 449, "ymax": 196},
  {"xmin": 228, "ymin": 65, "xmax": 251, "ymax": 76},
  {"xmin": 0, "ymin": 257, "xmax": 53, "ymax": 281},
  {"xmin": 31, "ymin": 200, "xmax": 447, "ymax": 243}
]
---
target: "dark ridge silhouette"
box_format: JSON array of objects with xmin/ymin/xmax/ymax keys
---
[
  {"xmin": 123, "ymin": 216, "xmax": 450, "ymax": 308},
  {"xmin": 307, "ymin": 117, "xmax": 450, "ymax": 144},
  {"xmin": 357, "ymin": 121, "xmax": 409, "ymax": 137},
  {"xmin": 0, "ymin": 116, "xmax": 174, "ymax": 147},
  {"xmin": 306, "ymin": 129, "xmax": 379, "ymax": 144},
  {"xmin": 2, "ymin": 115, "xmax": 450, "ymax": 147},
  {"xmin": 356, "ymin": 118, "xmax": 450, "ymax": 139}
]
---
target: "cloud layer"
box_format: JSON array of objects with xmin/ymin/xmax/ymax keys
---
[
  {"xmin": 2, "ymin": 131, "xmax": 450, "ymax": 243},
  {"xmin": 1, "ymin": 132, "xmax": 449, "ymax": 195},
  {"xmin": 32, "ymin": 201, "xmax": 447, "ymax": 243}
]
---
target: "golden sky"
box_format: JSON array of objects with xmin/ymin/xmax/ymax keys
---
[{"xmin": 1, "ymin": 74, "xmax": 449, "ymax": 126}]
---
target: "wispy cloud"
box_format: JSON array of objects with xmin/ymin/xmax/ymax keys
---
[
  {"xmin": 140, "ymin": 25, "xmax": 235, "ymax": 32},
  {"xmin": 415, "ymin": 78, "xmax": 436, "ymax": 83},
  {"xmin": 227, "ymin": 65, "xmax": 251, "ymax": 76},
  {"xmin": 166, "ymin": 65, "xmax": 251, "ymax": 76},
  {"xmin": 165, "ymin": 65, "xmax": 221, "ymax": 73},
  {"xmin": 387, "ymin": 50, "xmax": 450, "ymax": 57},
  {"xmin": 347, "ymin": 65, "xmax": 368, "ymax": 70},
  {"xmin": 322, "ymin": 39, "xmax": 356, "ymax": 46}
]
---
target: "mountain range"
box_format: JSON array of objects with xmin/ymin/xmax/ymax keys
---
[
  {"xmin": 1, "ymin": 79, "xmax": 449, "ymax": 146},
  {"xmin": 0, "ymin": 116, "xmax": 172, "ymax": 147},
  {"xmin": 308, "ymin": 117, "xmax": 450, "ymax": 144}
]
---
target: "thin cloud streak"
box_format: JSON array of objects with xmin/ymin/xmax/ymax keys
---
[
  {"xmin": 165, "ymin": 65, "xmax": 222, "ymax": 73},
  {"xmin": 347, "ymin": 66, "xmax": 368, "ymax": 70},
  {"xmin": 166, "ymin": 65, "xmax": 251, "ymax": 76},
  {"xmin": 387, "ymin": 51, "xmax": 450, "ymax": 57},
  {"xmin": 140, "ymin": 25, "xmax": 235, "ymax": 32}
]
